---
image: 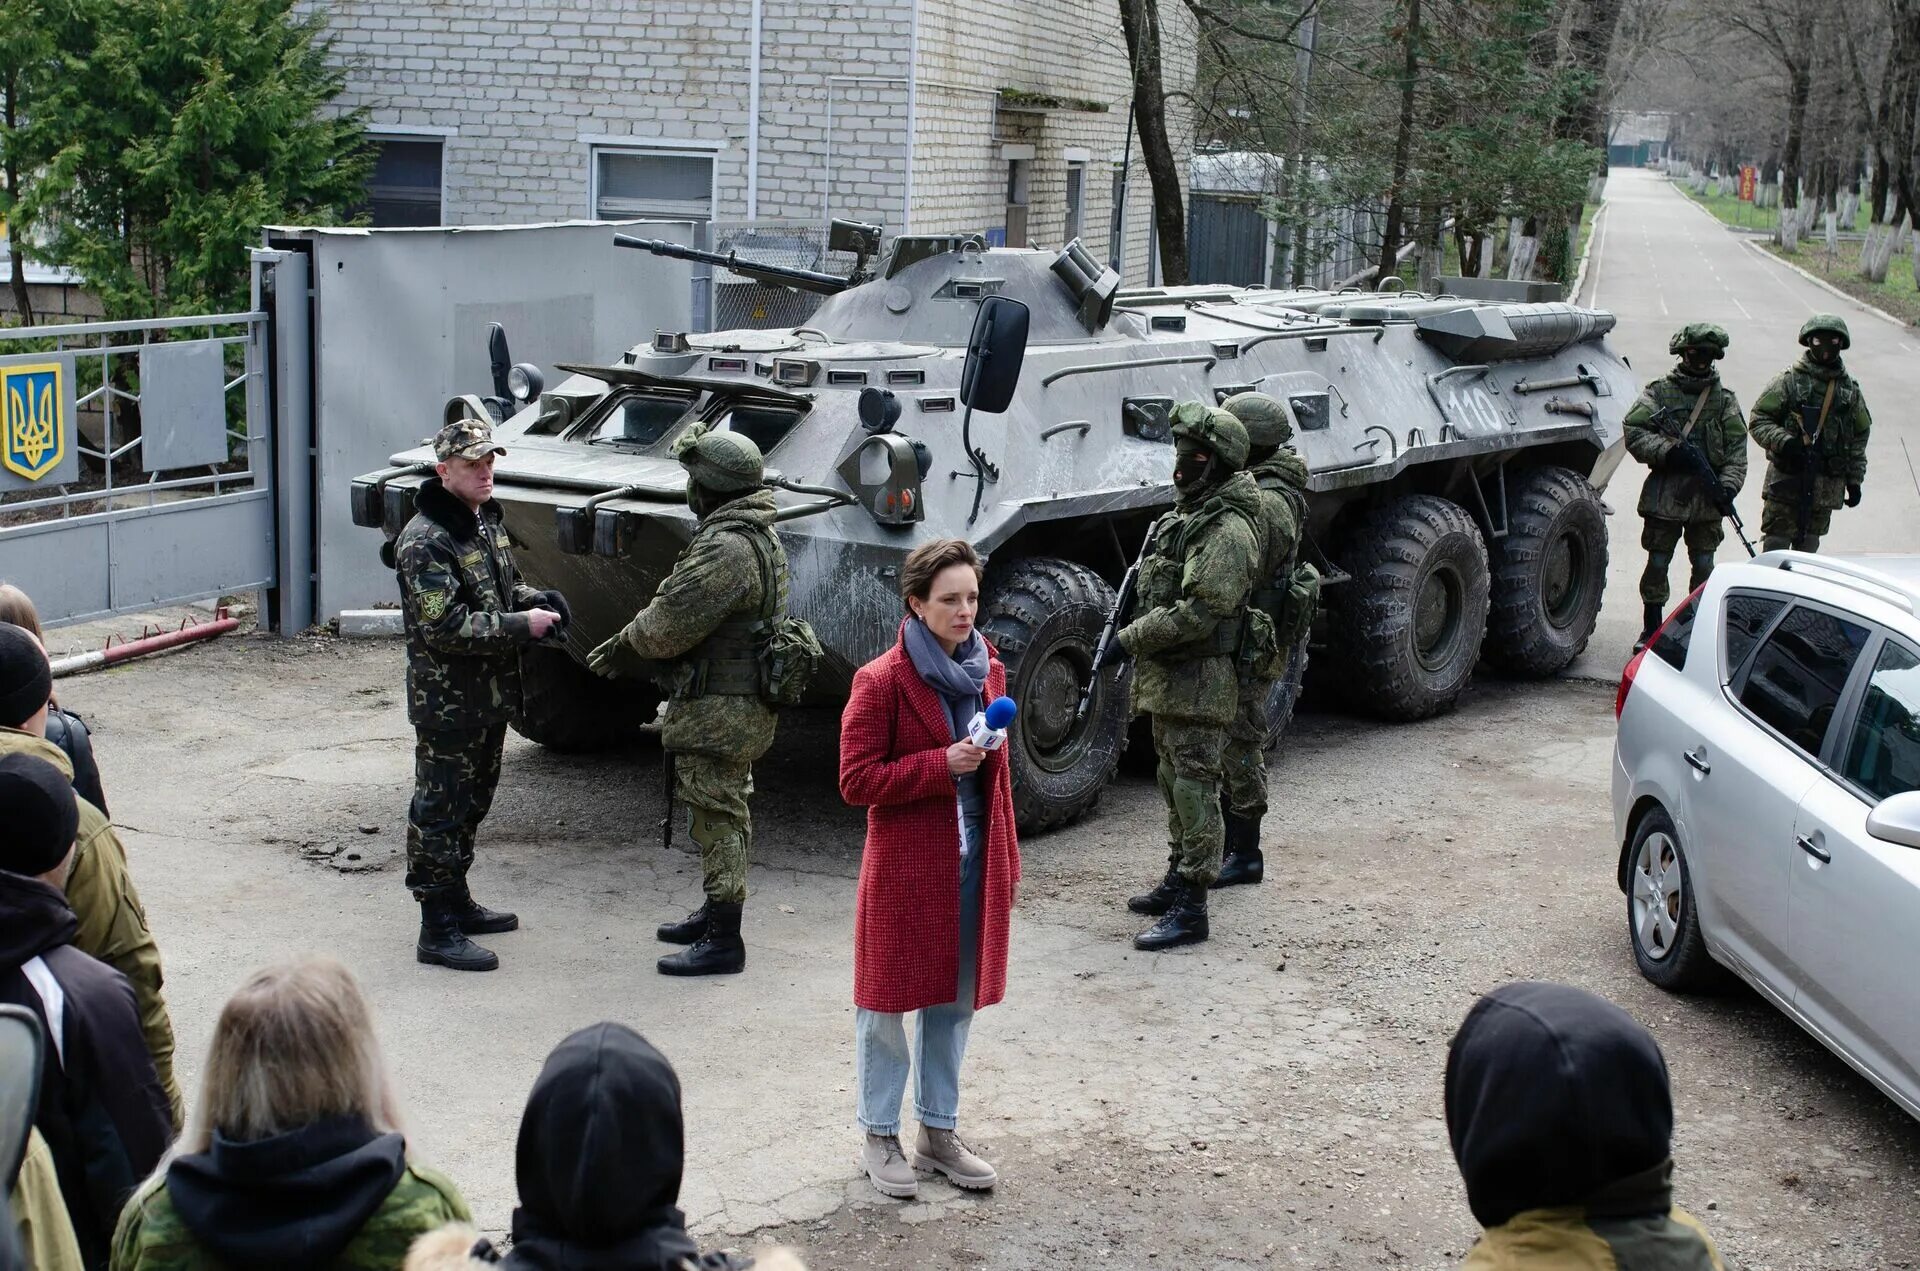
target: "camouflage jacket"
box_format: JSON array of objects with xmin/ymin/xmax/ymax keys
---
[
  {"xmin": 617, "ymin": 488, "xmax": 784, "ymax": 758},
  {"xmin": 1748, "ymin": 356, "xmax": 1871, "ymax": 512},
  {"xmin": 1622, "ymin": 371, "xmax": 1747, "ymax": 522},
  {"xmin": 1247, "ymin": 450, "xmax": 1306, "ymax": 586},
  {"xmin": 112, "ymin": 1160, "xmax": 470, "ymax": 1271},
  {"xmin": 1118, "ymin": 471, "xmax": 1265, "ymax": 726},
  {"xmin": 394, "ymin": 479, "xmax": 544, "ymax": 730}
]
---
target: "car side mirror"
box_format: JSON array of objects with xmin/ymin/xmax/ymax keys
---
[
  {"xmin": 0, "ymin": 1006, "xmax": 44, "ymax": 1188},
  {"xmin": 1865, "ymin": 789, "xmax": 1920, "ymax": 849},
  {"xmin": 959, "ymin": 295, "xmax": 1029, "ymax": 414}
]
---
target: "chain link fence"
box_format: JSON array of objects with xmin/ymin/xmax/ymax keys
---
[{"xmin": 702, "ymin": 219, "xmax": 883, "ymax": 332}]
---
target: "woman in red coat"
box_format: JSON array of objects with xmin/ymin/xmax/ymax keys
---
[{"xmin": 839, "ymin": 538, "xmax": 1021, "ymax": 1201}]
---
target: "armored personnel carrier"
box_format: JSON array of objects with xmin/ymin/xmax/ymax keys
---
[{"xmin": 352, "ymin": 226, "xmax": 1635, "ymax": 832}]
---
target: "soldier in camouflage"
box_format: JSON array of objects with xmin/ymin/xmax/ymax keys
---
[
  {"xmin": 588, "ymin": 422, "xmax": 788, "ymax": 977},
  {"xmin": 1749, "ymin": 314, "xmax": 1872, "ymax": 553},
  {"xmin": 1120, "ymin": 405, "xmax": 1265, "ymax": 951},
  {"xmin": 1218, "ymin": 392, "xmax": 1307, "ymax": 888},
  {"xmin": 393, "ymin": 418, "xmax": 569, "ymax": 972},
  {"xmin": 1622, "ymin": 323, "xmax": 1747, "ymax": 649}
]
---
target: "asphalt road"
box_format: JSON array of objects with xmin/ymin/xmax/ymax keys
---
[{"xmin": 1571, "ymin": 167, "xmax": 1920, "ymax": 675}]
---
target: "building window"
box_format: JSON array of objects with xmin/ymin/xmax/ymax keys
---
[
  {"xmin": 593, "ymin": 148, "xmax": 715, "ymax": 222},
  {"xmin": 366, "ymin": 137, "xmax": 444, "ymax": 227},
  {"xmin": 1064, "ymin": 163, "xmax": 1085, "ymax": 244},
  {"xmin": 1004, "ymin": 159, "xmax": 1030, "ymax": 248}
]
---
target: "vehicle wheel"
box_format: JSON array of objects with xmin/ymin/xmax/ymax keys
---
[
  {"xmin": 980, "ymin": 557, "xmax": 1126, "ymax": 834},
  {"xmin": 512, "ymin": 642, "xmax": 661, "ymax": 753},
  {"xmin": 1325, "ymin": 494, "xmax": 1490, "ymax": 720},
  {"xmin": 1482, "ymin": 465, "xmax": 1609, "ymax": 676},
  {"xmin": 1626, "ymin": 807, "xmax": 1727, "ymax": 991}
]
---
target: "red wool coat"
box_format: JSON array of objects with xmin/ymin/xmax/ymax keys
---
[{"xmin": 839, "ymin": 634, "xmax": 1022, "ymax": 1014}]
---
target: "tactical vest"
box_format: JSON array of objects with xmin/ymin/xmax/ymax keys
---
[
  {"xmin": 685, "ymin": 523, "xmax": 787, "ymax": 698},
  {"xmin": 1143, "ymin": 498, "xmax": 1257, "ymax": 660}
]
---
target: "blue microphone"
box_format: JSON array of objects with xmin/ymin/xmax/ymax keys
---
[{"xmin": 969, "ymin": 695, "xmax": 1018, "ymax": 749}]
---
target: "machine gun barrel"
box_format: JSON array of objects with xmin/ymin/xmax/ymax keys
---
[{"xmin": 613, "ymin": 234, "xmax": 852, "ymax": 297}]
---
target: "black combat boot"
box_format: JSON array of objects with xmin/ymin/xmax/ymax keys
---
[
  {"xmin": 1213, "ymin": 811, "xmax": 1265, "ymax": 888},
  {"xmin": 657, "ymin": 901, "xmax": 745, "ymax": 976},
  {"xmin": 449, "ymin": 880, "xmax": 519, "ymax": 935},
  {"xmin": 1127, "ymin": 866, "xmax": 1185, "ymax": 916},
  {"xmin": 656, "ymin": 902, "xmax": 711, "ymax": 945},
  {"xmin": 416, "ymin": 894, "xmax": 499, "ymax": 972},
  {"xmin": 1633, "ymin": 601, "xmax": 1663, "ymax": 653},
  {"xmin": 1133, "ymin": 880, "xmax": 1210, "ymax": 951}
]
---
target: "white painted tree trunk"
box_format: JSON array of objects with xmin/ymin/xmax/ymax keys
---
[{"xmin": 1825, "ymin": 211, "xmax": 1838, "ymax": 251}]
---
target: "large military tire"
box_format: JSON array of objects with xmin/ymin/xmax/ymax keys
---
[
  {"xmin": 1482, "ymin": 465, "xmax": 1609, "ymax": 676},
  {"xmin": 512, "ymin": 643, "xmax": 661, "ymax": 753},
  {"xmin": 980, "ymin": 557, "xmax": 1126, "ymax": 834},
  {"xmin": 1327, "ymin": 495, "xmax": 1490, "ymax": 721}
]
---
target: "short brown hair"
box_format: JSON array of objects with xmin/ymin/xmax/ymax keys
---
[{"xmin": 900, "ymin": 538, "xmax": 983, "ymax": 609}]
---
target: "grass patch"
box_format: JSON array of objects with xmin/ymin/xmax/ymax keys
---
[
  {"xmin": 1676, "ymin": 181, "xmax": 1871, "ymax": 234},
  {"xmin": 1764, "ymin": 238, "xmax": 1920, "ymax": 326}
]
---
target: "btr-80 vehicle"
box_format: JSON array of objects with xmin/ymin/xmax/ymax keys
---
[{"xmin": 352, "ymin": 224, "xmax": 1635, "ymax": 832}]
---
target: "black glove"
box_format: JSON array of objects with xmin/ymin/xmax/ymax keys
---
[
  {"xmin": 534, "ymin": 588, "xmax": 572, "ymax": 627},
  {"xmin": 1774, "ymin": 435, "xmax": 1806, "ymax": 465},
  {"xmin": 1657, "ymin": 445, "xmax": 1690, "ymax": 471},
  {"xmin": 1846, "ymin": 483, "xmax": 1863, "ymax": 508},
  {"xmin": 1715, "ymin": 484, "xmax": 1738, "ymax": 517}
]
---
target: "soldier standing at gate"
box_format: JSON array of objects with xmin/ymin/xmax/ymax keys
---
[
  {"xmin": 1622, "ymin": 323, "xmax": 1747, "ymax": 650},
  {"xmin": 1120, "ymin": 405, "xmax": 1265, "ymax": 951},
  {"xmin": 588, "ymin": 423, "xmax": 798, "ymax": 977},
  {"xmin": 1749, "ymin": 314, "xmax": 1872, "ymax": 554},
  {"xmin": 394, "ymin": 418, "xmax": 569, "ymax": 972},
  {"xmin": 1217, "ymin": 391, "xmax": 1309, "ymax": 889}
]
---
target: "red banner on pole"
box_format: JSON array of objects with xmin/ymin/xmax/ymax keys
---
[{"xmin": 1738, "ymin": 166, "xmax": 1757, "ymax": 202}]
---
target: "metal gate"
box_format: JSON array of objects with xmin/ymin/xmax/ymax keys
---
[
  {"xmin": 0, "ymin": 251, "xmax": 306, "ymax": 628},
  {"xmin": 1190, "ymin": 196, "xmax": 1271, "ymax": 285}
]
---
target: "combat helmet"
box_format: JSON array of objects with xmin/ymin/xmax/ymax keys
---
[
  {"xmin": 1220, "ymin": 391, "xmax": 1297, "ymax": 450},
  {"xmin": 671, "ymin": 421, "xmax": 764, "ymax": 492},
  {"xmin": 1667, "ymin": 322, "xmax": 1730, "ymax": 359},
  {"xmin": 1799, "ymin": 313, "xmax": 1851, "ymax": 350},
  {"xmin": 1169, "ymin": 402, "xmax": 1250, "ymax": 472}
]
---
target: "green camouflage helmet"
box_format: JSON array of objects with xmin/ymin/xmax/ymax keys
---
[
  {"xmin": 1798, "ymin": 313, "xmax": 1851, "ymax": 349},
  {"xmin": 1667, "ymin": 322, "xmax": 1730, "ymax": 359},
  {"xmin": 671, "ymin": 421, "xmax": 764, "ymax": 492},
  {"xmin": 1169, "ymin": 402, "xmax": 1250, "ymax": 472},
  {"xmin": 1220, "ymin": 391, "xmax": 1296, "ymax": 448}
]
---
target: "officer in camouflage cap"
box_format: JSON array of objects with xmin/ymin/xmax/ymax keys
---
[
  {"xmin": 1119, "ymin": 404, "xmax": 1264, "ymax": 951},
  {"xmin": 1622, "ymin": 323, "xmax": 1747, "ymax": 649},
  {"xmin": 1217, "ymin": 392, "xmax": 1309, "ymax": 887},
  {"xmin": 588, "ymin": 422, "xmax": 790, "ymax": 976},
  {"xmin": 1750, "ymin": 314, "xmax": 1872, "ymax": 553},
  {"xmin": 393, "ymin": 415, "xmax": 570, "ymax": 971}
]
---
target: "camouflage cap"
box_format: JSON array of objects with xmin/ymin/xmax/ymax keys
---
[
  {"xmin": 671, "ymin": 421, "xmax": 764, "ymax": 492},
  {"xmin": 1667, "ymin": 322, "xmax": 1730, "ymax": 358},
  {"xmin": 1799, "ymin": 313, "xmax": 1850, "ymax": 349},
  {"xmin": 433, "ymin": 418, "xmax": 506, "ymax": 462},
  {"xmin": 1220, "ymin": 391, "xmax": 1297, "ymax": 448},
  {"xmin": 1169, "ymin": 402, "xmax": 1250, "ymax": 472}
]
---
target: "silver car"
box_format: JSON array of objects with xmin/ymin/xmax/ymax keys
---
[{"xmin": 1613, "ymin": 551, "xmax": 1920, "ymax": 1120}]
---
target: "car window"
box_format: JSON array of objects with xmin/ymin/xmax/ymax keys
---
[
  {"xmin": 589, "ymin": 390, "xmax": 697, "ymax": 448},
  {"xmin": 1737, "ymin": 604, "xmax": 1871, "ymax": 757},
  {"xmin": 716, "ymin": 402, "xmax": 807, "ymax": 454},
  {"xmin": 1649, "ymin": 592, "xmax": 1700, "ymax": 670},
  {"xmin": 1723, "ymin": 592, "xmax": 1788, "ymax": 679},
  {"xmin": 1840, "ymin": 639, "xmax": 1920, "ymax": 801}
]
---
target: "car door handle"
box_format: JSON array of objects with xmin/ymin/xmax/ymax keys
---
[
  {"xmin": 1683, "ymin": 748, "xmax": 1711, "ymax": 775},
  {"xmin": 1796, "ymin": 834, "xmax": 1831, "ymax": 864}
]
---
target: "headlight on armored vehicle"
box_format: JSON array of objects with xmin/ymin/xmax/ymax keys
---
[{"xmin": 508, "ymin": 362, "xmax": 544, "ymax": 404}]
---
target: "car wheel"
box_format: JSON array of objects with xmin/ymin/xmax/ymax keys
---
[{"xmin": 1626, "ymin": 807, "xmax": 1727, "ymax": 991}]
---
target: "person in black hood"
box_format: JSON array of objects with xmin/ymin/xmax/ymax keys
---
[
  {"xmin": 404, "ymin": 1023, "xmax": 805, "ymax": 1271},
  {"xmin": 111, "ymin": 957, "xmax": 469, "ymax": 1271},
  {"xmin": 0, "ymin": 753, "xmax": 170, "ymax": 1271},
  {"xmin": 1444, "ymin": 981, "xmax": 1725, "ymax": 1270}
]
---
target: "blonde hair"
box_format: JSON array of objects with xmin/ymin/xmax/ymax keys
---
[
  {"xmin": 185, "ymin": 957, "xmax": 403, "ymax": 1150},
  {"xmin": 0, "ymin": 584, "xmax": 43, "ymax": 640}
]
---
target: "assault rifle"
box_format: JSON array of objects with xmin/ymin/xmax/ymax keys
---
[
  {"xmin": 1673, "ymin": 437, "xmax": 1756, "ymax": 557},
  {"xmin": 1075, "ymin": 516, "xmax": 1165, "ymax": 725}
]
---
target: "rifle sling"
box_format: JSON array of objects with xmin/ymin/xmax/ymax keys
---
[
  {"xmin": 1675, "ymin": 386, "xmax": 1712, "ymax": 443},
  {"xmin": 1799, "ymin": 379, "xmax": 1838, "ymax": 447}
]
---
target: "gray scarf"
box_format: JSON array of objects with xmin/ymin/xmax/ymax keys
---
[{"xmin": 903, "ymin": 617, "xmax": 987, "ymax": 740}]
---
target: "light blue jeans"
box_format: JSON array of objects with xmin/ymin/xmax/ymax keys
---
[{"xmin": 856, "ymin": 808, "xmax": 985, "ymax": 1135}]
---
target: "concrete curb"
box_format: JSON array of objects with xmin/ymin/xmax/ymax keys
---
[
  {"xmin": 1737, "ymin": 238, "xmax": 1913, "ymax": 331},
  {"xmin": 336, "ymin": 609, "xmax": 404, "ymax": 638},
  {"xmin": 1570, "ymin": 199, "xmax": 1607, "ymax": 305}
]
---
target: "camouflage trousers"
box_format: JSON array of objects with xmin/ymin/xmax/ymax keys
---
[
  {"xmin": 674, "ymin": 748, "xmax": 756, "ymax": 904},
  {"xmin": 1759, "ymin": 498, "xmax": 1833, "ymax": 553},
  {"xmin": 1639, "ymin": 517, "xmax": 1724, "ymax": 606},
  {"xmin": 406, "ymin": 723, "xmax": 506, "ymax": 899},
  {"xmin": 1221, "ymin": 678, "xmax": 1273, "ymax": 820},
  {"xmin": 1152, "ymin": 716, "xmax": 1226, "ymax": 887}
]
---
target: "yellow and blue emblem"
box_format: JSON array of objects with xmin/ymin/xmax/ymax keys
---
[{"xmin": 1, "ymin": 362, "xmax": 65, "ymax": 482}]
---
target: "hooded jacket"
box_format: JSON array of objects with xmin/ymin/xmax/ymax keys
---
[
  {"xmin": 1445, "ymin": 982, "xmax": 1725, "ymax": 1270},
  {"xmin": 0, "ymin": 871, "xmax": 171, "ymax": 1271},
  {"xmin": 0, "ymin": 727, "xmax": 181, "ymax": 1130},
  {"xmin": 110, "ymin": 1118, "xmax": 468, "ymax": 1271}
]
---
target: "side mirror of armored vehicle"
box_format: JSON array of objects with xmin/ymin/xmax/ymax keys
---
[{"xmin": 959, "ymin": 295, "xmax": 1030, "ymax": 414}]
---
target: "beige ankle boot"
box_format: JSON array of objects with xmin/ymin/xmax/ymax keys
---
[
  {"xmin": 914, "ymin": 1125, "xmax": 997, "ymax": 1189},
  {"xmin": 860, "ymin": 1133, "xmax": 918, "ymax": 1198}
]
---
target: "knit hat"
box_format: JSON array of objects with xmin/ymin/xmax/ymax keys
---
[
  {"xmin": 0, "ymin": 622, "xmax": 51, "ymax": 728},
  {"xmin": 0, "ymin": 753, "xmax": 79, "ymax": 876}
]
